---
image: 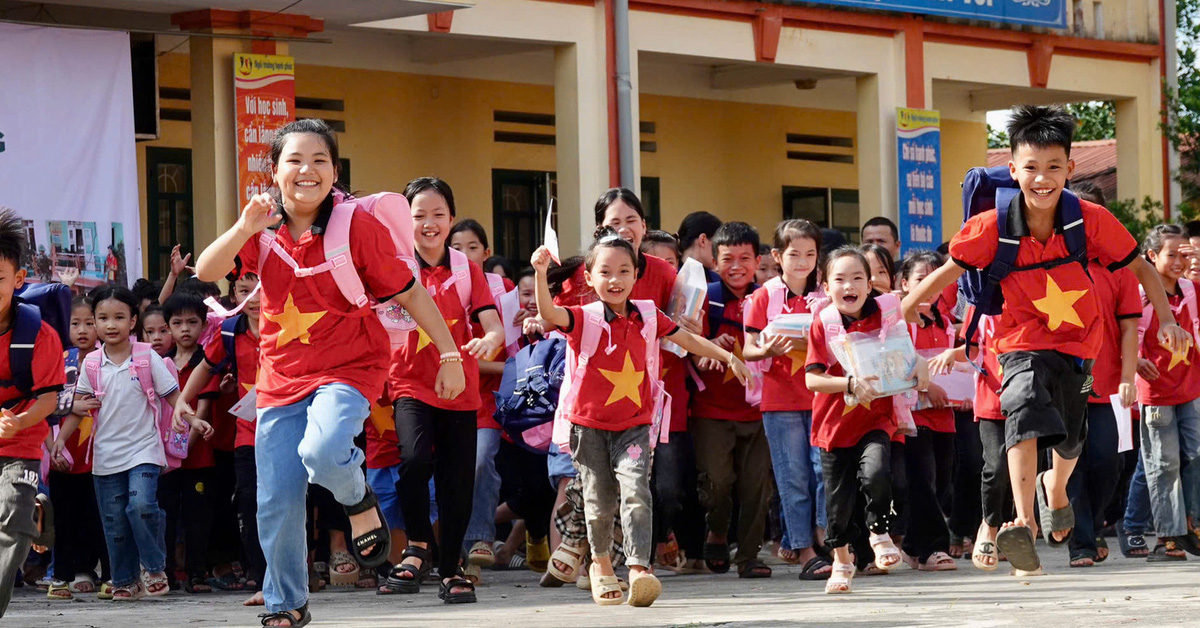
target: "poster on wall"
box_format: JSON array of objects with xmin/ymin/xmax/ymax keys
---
[
  {"xmin": 896, "ymin": 108, "xmax": 942, "ymax": 257},
  {"xmin": 234, "ymin": 53, "xmax": 295, "ymax": 207},
  {"xmin": 0, "ymin": 23, "xmax": 140, "ymax": 290}
]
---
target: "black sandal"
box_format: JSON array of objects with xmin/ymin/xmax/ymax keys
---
[
  {"xmin": 737, "ymin": 559, "xmax": 772, "ymax": 579},
  {"xmin": 798, "ymin": 556, "xmax": 832, "ymax": 581},
  {"xmin": 345, "ymin": 487, "xmax": 391, "ymax": 569},
  {"xmin": 439, "ymin": 571, "xmax": 477, "ymax": 604},
  {"xmin": 377, "ymin": 545, "xmax": 432, "ymax": 595},
  {"xmin": 259, "ymin": 603, "xmax": 311, "ymax": 627},
  {"xmin": 703, "ymin": 543, "xmax": 731, "ymax": 574}
]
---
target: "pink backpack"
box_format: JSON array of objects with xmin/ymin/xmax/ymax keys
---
[
  {"xmin": 83, "ymin": 342, "xmax": 186, "ymax": 471},
  {"xmin": 1137, "ymin": 279, "xmax": 1200, "ymax": 351},
  {"xmin": 251, "ymin": 192, "xmax": 473, "ymax": 349},
  {"xmin": 744, "ymin": 277, "xmax": 798, "ymax": 408},
  {"xmin": 551, "ymin": 299, "xmax": 671, "ymax": 452},
  {"xmin": 486, "ymin": 272, "xmax": 521, "ymax": 360}
]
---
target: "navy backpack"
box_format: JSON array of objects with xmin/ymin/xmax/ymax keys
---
[
  {"xmin": 958, "ymin": 165, "xmax": 1087, "ymax": 371},
  {"xmin": 208, "ymin": 314, "xmax": 246, "ymax": 380},
  {"xmin": 2, "ymin": 282, "xmax": 73, "ymax": 413},
  {"xmin": 493, "ymin": 336, "xmax": 566, "ymax": 454}
]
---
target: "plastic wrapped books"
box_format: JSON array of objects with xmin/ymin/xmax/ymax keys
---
[
  {"xmin": 841, "ymin": 329, "xmax": 919, "ymax": 397},
  {"xmin": 663, "ymin": 258, "xmax": 708, "ymax": 357},
  {"xmin": 763, "ymin": 313, "xmax": 813, "ymax": 341},
  {"xmin": 914, "ymin": 348, "xmax": 974, "ymax": 410}
]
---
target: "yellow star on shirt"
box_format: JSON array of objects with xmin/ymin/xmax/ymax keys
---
[
  {"xmin": 416, "ymin": 320, "xmax": 458, "ymax": 353},
  {"xmin": 76, "ymin": 415, "xmax": 93, "ymax": 446},
  {"xmin": 723, "ymin": 341, "xmax": 746, "ymax": 383},
  {"xmin": 843, "ymin": 396, "xmax": 872, "ymax": 415},
  {"xmin": 785, "ymin": 349, "xmax": 807, "ymax": 376},
  {"xmin": 368, "ymin": 403, "xmax": 395, "ymax": 434},
  {"xmin": 263, "ymin": 295, "xmax": 326, "ymax": 349},
  {"xmin": 1032, "ymin": 275, "xmax": 1088, "ymax": 331},
  {"xmin": 242, "ymin": 383, "xmax": 254, "ymax": 394},
  {"xmin": 599, "ymin": 351, "xmax": 645, "ymax": 407}
]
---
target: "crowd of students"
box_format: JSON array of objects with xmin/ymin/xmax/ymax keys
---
[{"xmin": 2, "ymin": 106, "xmax": 1200, "ymax": 626}]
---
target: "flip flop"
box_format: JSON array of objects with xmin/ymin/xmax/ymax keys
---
[
  {"xmin": 540, "ymin": 543, "xmax": 582, "ymax": 585},
  {"xmin": 972, "ymin": 540, "xmax": 999, "ymax": 572},
  {"xmin": 703, "ymin": 543, "xmax": 731, "ymax": 574},
  {"xmin": 1116, "ymin": 521, "xmax": 1149, "ymax": 558},
  {"xmin": 1035, "ymin": 471, "xmax": 1074, "ymax": 547},
  {"xmin": 995, "ymin": 525, "xmax": 1040, "ymax": 573},
  {"xmin": 626, "ymin": 572, "xmax": 662, "ymax": 607},
  {"xmin": 798, "ymin": 556, "xmax": 832, "ymax": 581},
  {"xmin": 918, "ymin": 551, "xmax": 958, "ymax": 571}
]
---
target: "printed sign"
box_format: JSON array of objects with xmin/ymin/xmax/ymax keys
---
[
  {"xmin": 234, "ymin": 54, "xmax": 295, "ymax": 206},
  {"xmin": 767, "ymin": 0, "xmax": 1065, "ymax": 29},
  {"xmin": 896, "ymin": 108, "xmax": 942, "ymax": 256}
]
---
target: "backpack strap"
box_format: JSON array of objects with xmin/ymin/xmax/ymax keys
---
[
  {"xmin": 255, "ymin": 204, "xmax": 369, "ymax": 310},
  {"xmin": 209, "ymin": 315, "xmax": 244, "ymax": 379},
  {"xmin": 875, "ymin": 293, "xmax": 903, "ymax": 338},
  {"xmin": 961, "ymin": 193, "xmax": 1021, "ymax": 372},
  {"xmin": 705, "ymin": 282, "xmax": 726, "ymax": 339},
  {"xmin": 631, "ymin": 300, "xmax": 670, "ymax": 446},
  {"xmin": 487, "ymin": 273, "xmax": 521, "ymax": 358},
  {"xmin": 1180, "ymin": 280, "xmax": 1200, "ymax": 346},
  {"xmin": 83, "ymin": 352, "xmax": 103, "ymax": 401},
  {"xmin": 552, "ymin": 302, "xmax": 609, "ymax": 449},
  {"xmin": 445, "ymin": 247, "xmax": 474, "ymax": 314},
  {"xmin": 0, "ymin": 303, "xmax": 41, "ymax": 407},
  {"xmin": 818, "ymin": 301, "xmax": 848, "ymax": 370},
  {"xmin": 764, "ymin": 277, "xmax": 788, "ymax": 320}
]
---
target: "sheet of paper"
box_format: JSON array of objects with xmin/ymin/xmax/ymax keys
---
[
  {"xmin": 931, "ymin": 369, "xmax": 975, "ymax": 403},
  {"xmin": 1111, "ymin": 394, "xmax": 1133, "ymax": 453},
  {"xmin": 498, "ymin": 288, "xmax": 522, "ymax": 350},
  {"xmin": 230, "ymin": 387, "xmax": 258, "ymax": 422},
  {"xmin": 543, "ymin": 198, "xmax": 560, "ymax": 263}
]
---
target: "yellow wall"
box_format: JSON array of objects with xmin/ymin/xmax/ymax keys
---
[{"xmin": 939, "ymin": 118, "xmax": 989, "ymax": 241}]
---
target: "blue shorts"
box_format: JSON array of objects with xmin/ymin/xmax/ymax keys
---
[
  {"xmin": 547, "ymin": 443, "xmax": 577, "ymax": 489},
  {"xmin": 366, "ymin": 466, "xmax": 440, "ymax": 531}
]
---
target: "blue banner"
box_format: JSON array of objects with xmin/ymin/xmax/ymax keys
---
[
  {"xmin": 771, "ymin": 0, "xmax": 1066, "ymax": 29},
  {"xmin": 896, "ymin": 108, "xmax": 942, "ymax": 256}
]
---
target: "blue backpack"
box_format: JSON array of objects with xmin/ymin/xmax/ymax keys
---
[
  {"xmin": 207, "ymin": 315, "xmax": 246, "ymax": 380},
  {"xmin": 958, "ymin": 165, "xmax": 1087, "ymax": 370},
  {"xmin": 706, "ymin": 279, "xmax": 758, "ymax": 339},
  {"xmin": 493, "ymin": 336, "xmax": 566, "ymax": 454},
  {"xmin": 1, "ymin": 282, "xmax": 73, "ymax": 412}
]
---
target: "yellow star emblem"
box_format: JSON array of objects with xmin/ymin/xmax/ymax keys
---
[
  {"xmin": 263, "ymin": 295, "xmax": 326, "ymax": 349},
  {"xmin": 843, "ymin": 396, "xmax": 872, "ymax": 415},
  {"xmin": 415, "ymin": 320, "xmax": 458, "ymax": 353},
  {"xmin": 368, "ymin": 403, "xmax": 395, "ymax": 434},
  {"xmin": 598, "ymin": 351, "xmax": 645, "ymax": 407},
  {"xmin": 76, "ymin": 415, "xmax": 93, "ymax": 446},
  {"xmin": 1032, "ymin": 275, "xmax": 1087, "ymax": 331},
  {"xmin": 242, "ymin": 383, "xmax": 254, "ymax": 394},
  {"xmin": 723, "ymin": 341, "xmax": 746, "ymax": 383},
  {"xmin": 785, "ymin": 349, "xmax": 807, "ymax": 376}
]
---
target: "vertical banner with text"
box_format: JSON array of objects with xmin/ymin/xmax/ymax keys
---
[
  {"xmin": 234, "ymin": 53, "xmax": 295, "ymax": 206},
  {"xmin": 896, "ymin": 108, "xmax": 942, "ymax": 256}
]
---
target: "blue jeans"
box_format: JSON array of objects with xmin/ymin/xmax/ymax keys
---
[
  {"xmin": 762, "ymin": 410, "xmax": 826, "ymax": 550},
  {"xmin": 1124, "ymin": 456, "xmax": 1153, "ymax": 535},
  {"xmin": 1140, "ymin": 399, "xmax": 1200, "ymax": 537},
  {"xmin": 465, "ymin": 427, "xmax": 502, "ymax": 547},
  {"xmin": 547, "ymin": 443, "xmax": 577, "ymax": 488},
  {"xmin": 93, "ymin": 464, "xmax": 166, "ymax": 587},
  {"xmin": 256, "ymin": 383, "xmax": 370, "ymax": 614}
]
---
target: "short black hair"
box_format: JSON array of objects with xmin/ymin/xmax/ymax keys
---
[
  {"xmin": 162, "ymin": 292, "xmax": 208, "ymax": 323},
  {"xmin": 483, "ymin": 255, "xmax": 514, "ymax": 279},
  {"xmin": 449, "ymin": 218, "xmax": 489, "ymax": 250},
  {"xmin": 676, "ymin": 211, "xmax": 722, "ymax": 251},
  {"xmin": 585, "ymin": 227, "xmax": 637, "ymax": 270},
  {"xmin": 140, "ymin": 303, "xmax": 167, "ymax": 325},
  {"xmin": 177, "ymin": 277, "xmax": 220, "ymax": 300},
  {"xmin": 1184, "ymin": 220, "xmax": 1200, "ymax": 239},
  {"xmin": 712, "ymin": 221, "xmax": 760, "ymax": 255},
  {"xmin": 404, "ymin": 177, "xmax": 457, "ymax": 217},
  {"xmin": 641, "ymin": 230, "xmax": 681, "ymax": 261},
  {"xmin": 88, "ymin": 285, "xmax": 139, "ymax": 320},
  {"xmin": 820, "ymin": 228, "xmax": 847, "ymax": 255},
  {"xmin": 593, "ymin": 188, "xmax": 645, "ymax": 226},
  {"xmin": 861, "ymin": 216, "xmax": 899, "ymax": 242},
  {"xmin": 131, "ymin": 278, "xmax": 160, "ymax": 306},
  {"xmin": 1007, "ymin": 104, "xmax": 1075, "ymax": 156},
  {"xmin": 516, "ymin": 267, "xmax": 535, "ymax": 283},
  {"xmin": 0, "ymin": 207, "xmax": 25, "ymax": 271}
]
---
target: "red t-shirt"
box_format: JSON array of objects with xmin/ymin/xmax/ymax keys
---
[
  {"xmin": 237, "ymin": 205, "xmax": 416, "ymax": 408},
  {"xmin": 556, "ymin": 253, "xmax": 677, "ymax": 308},
  {"xmin": 1090, "ymin": 265, "xmax": 1141, "ymax": 400},
  {"xmin": 0, "ymin": 321, "xmax": 65, "ymax": 460},
  {"xmin": 910, "ymin": 312, "xmax": 956, "ymax": 433},
  {"xmin": 949, "ymin": 198, "xmax": 1139, "ymax": 360},
  {"xmin": 475, "ymin": 276, "xmax": 514, "ymax": 430},
  {"xmin": 203, "ymin": 316, "xmax": 261, "ymax": 449},
  {"xmin": 961, "ymin": 308, "xmax": 1003, "ymax": 421},
  {"xmin": 560, "ymin": 303, "xmax": 678, "ymax": 432},
  {"xmin": 388, "ymin": 250, "xmax": 495, "ymax": 411},
  {"xmin": 691, "ymin": 282, "xmax": 759, "ymax": 422},
  {"xmin": 1137, "ymin": 279, "xmax": 1200, "ymax": 406},
  {"xmin": 173, "ymin": 348, "xmax": 219, "ymax": 470},
  {"xmin": 805, "ymin": 298, "xmax": 897, "ymax": 449},
  {"xmin": 661, "ymin": 351, "xmax": 689, "ymax": 432},
  {"xmin": 365, "ymin": 401, "xmax": 399, "ymax": 469},
  {"xmin": 743, "ymin": 283, "xmax": 815, "ymax": 412}
]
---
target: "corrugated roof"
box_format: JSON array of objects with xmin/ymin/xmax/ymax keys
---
[{"xmin": 987, "ymin": 139, "xmax": 1116, "ymax": 179}]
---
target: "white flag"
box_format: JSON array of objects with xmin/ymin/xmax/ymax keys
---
[{"xmin": 544, "ymin": 199, "xmax": 560, "ymax": 263}]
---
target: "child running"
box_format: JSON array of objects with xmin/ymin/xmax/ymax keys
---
[{"xmin": 531, "ymin": 231, "xmax": 749, "ymax": 607}]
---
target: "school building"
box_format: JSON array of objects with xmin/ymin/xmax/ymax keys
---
[{"xmin": 6, "ymin": 0, "xmax": 1174, "ymax": 278}]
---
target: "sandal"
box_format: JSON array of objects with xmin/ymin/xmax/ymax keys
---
[
  {"xmin": 345, "ymin": 487, "xmax": 391, "ymax": 569},
  {"xmin": 868, "ymin": 533, "xmax": 902, "ymax": 570},
  {"xmin": 438, "ymin": 571, "xmax": 477, "ymax": 605},
  {"xmin": 463, "ymin": 564, "xmax": 482, "ymax": 584},
  {"xmin": 972, "ymin": 540, "xmax": 999, "ymax": 572},
  {"xmin": 1176, "ymin": 524, "xmax": 1200, "ymax": 556},
  {"xmin": 1147, "ymin": 539, "xmax": 1188, "ymax": 562},
  {"xmin": 948, "ymin": 534, "xmax": 965, "ymax": 559},
  {"xmin": 588, "ymin": 563, "xmax": 623, "ymax": 606},
  {"xmin": 32, "ymin": 493, "xmax": 54, "ymax": 552},
  {"xmin": 798, "ymin": 556, "xmax": 832, "ymax": 581},
  {"xmin": 184, "ymin": 576, "xmax": 212, "ymax": 593},
  {"xmin": 97, "ymin": 581, "xmax": 114, "ymax": 600},
  {"xmin": 328, "ymin": 550, "xmax": 361, "ymax": 587},
  {"xmin": 737, "ymin": 559, "xmax": 772, "ymax": 579},
  {"xmin": 1095, "ymin": 537, "xmax": 1110, "ymax": 562},
  {"xmin": 626, "ymin": 571, "xmax": 661, "ymax": 607},
  {"xmin": 995, "ymin": 524, "xmax": 1041, "ymax": 573},
  {"xmin": 526, "ymin": 533, "xmax": 550, "ymax": 573},
  {"xmin": 144, "ymin": 571, "xmax": 170, "ymax": 597},
  {"xmin": 824, "ymin": 562, "xmax": 855, "ymax": 594},
  {"xmin": 703, "ymin": 542, "xmax": 731, "ymax": 574},
  {"xmin": 111, "ymin": 581, "xmax": 146, "ymax": 602},
  {"xmin": 207, "ymin": 572, "xmax": 245, "ymax": 591},
  {"xmin": 1068, "ymin": 549, "xmax": 1096, "ymax": 568},
  {"xmin": 858, "ymin": 563, "xmax": 889, "ymax": 576},
  {"xmin": 918, "ymin": 551, "xmax": 958, "ymax": 571},
  {"xmin": 259, "ymin": 603, "xmax": 311, "ymax": 627},
  {"xmin": 541, "ymin": 543, "xmax": 583, "ymax": 585},
  {"xmin": 356, "ymin": 572, "xmax": 378, "ymax": 590},
  {"xmin": 776, "ymin": 547, "xmax": 801, "ymax": 564},
  {"xmin": 467, "ymin": 541, "xmax": 496, "ymax": 568},
  {"xmin": 69, "ymin": 574, "xmax": 96, "ymax": 594},
  {"xmin": 46, "ymin": 581, "xmax": 72, "ymax": 601},
  {"xmin": 1035, "ymin": 471, "xmax": 1074, "ymax": 547},
  {"xmin": 377, "ymin": 545, "xmax": 432, "ymax": 594}
]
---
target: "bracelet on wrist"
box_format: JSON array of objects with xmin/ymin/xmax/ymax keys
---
[
  {"xmin": 440, "ymin": 355, "xmax": 463, "ymax": 365},
  {"xmin": 846, "ymin": 375, "xmax": 854, "ymax": 395},
  {"xmin": 439, "ymin": 351, "xmax": 462, "ymax": 360}
]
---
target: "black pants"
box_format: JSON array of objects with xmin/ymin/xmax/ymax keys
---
[
  {"xmin": 206, "ymin": 450, "xmax": 240, "ymax": 568},
  {"xmin": 394, "ymin": 397, "xmax": 477, "ymax": 578},
  {"xmin": 651, "ymin": 430, "xmax": 705, "ymax": 559},
  {"xmin": 495, "ymin": 439, "xmax": 555, "ymax": 540},
  {"xmin": 902, "ymin": 428, "xmax": 955, "ymax": 562},
  {"xmin": 979, "ymin": 418, "xmax": 1014, "ymax": 528},
  {"xmin": 948, "ymin": 411, "xmax": 983, "ymax": 538},
  {"xmin": 1067, "ymin": 403, "xmax": 1124, "ymax": 556},
  {"xmin": 888, "ymin": 440, "xmax": 909, "ymax": 537},
  {"xmin": 233, "ymin": 446, "xmax": 266, "ymax": 585},
  {"xmin": 821, "ymin": 430, "xmax": 892, "ymax": 549},
  {"xmin": 48, "ymin": 471, "xmax": 109, "ymax": 581},
  {"xmin": 158, "ymin": 468, "xmax": 214, "ymax": 581}
]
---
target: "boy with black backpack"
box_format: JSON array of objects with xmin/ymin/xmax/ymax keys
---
[
  {"xmin": 0, "ymin": 208, "xmax": 66, "ymax": 617},
  {"xmin": 901, "ymin": 105, "xmax": 1191, "ymax": 573}
]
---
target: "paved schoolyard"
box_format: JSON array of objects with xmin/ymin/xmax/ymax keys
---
[{"xmin": 5, "ymin": 544, "xmax": 1198, "ymax": 627}]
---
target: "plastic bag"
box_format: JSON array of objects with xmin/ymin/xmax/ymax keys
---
[
  {"xmin": 841, "ymin": 325, "xmax": 919, "ymax": 398},
  {"xmin": 663, "ymin": 258, "xmax": 709, "ymax": 357},
  {"xmin": 763, "ymin": 313, "xmax": 813, "ymax": 341}
]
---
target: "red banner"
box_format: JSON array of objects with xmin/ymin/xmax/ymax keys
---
[{"xmin": 234, "ymin": 53, "xmax": 295, "ymax": 206}]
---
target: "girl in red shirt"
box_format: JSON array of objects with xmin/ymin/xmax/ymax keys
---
[{"xmin": 531, "ymin": 232, "xmax": 747, "ymax": 607}]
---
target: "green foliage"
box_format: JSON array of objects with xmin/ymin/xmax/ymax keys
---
[
  {"xmin": 987, "ymin": 124, "xmax": 1008, "ymax": 150},
  {"xmin": 1108, "ymin": 196, "xmax": 1197, "ymax": 245},
  {"xmin": 1067, "ymin": 102, "xmax": 1116, "ymax": 142},
  {"xmin": 1164, "ymin": 0, "xmax": 1200, "ymax": 217}
]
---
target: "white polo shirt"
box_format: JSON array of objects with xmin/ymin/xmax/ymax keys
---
[{"xmin": 77, "ymin": 346, "xmax": 179, "ymax": 476}]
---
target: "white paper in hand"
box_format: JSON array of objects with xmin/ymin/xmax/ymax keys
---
[
  {"xmin": 544, "ymin": 199, "xmax": 560, "ymax": 263},
  {"xmin": 1111, "ymin": 394, "xmax": 1133, "ymax": 453},
  {"xmin": 230, "ymin": 387, "xmax": 258, "ymax": 422}
]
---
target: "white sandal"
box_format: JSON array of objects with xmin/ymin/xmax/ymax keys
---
[
  {"xmin": 869, "ymin": 533, "xmax": 902, "ymax": 570},
  {"xmin": 328, "ymin": 550, "xmax": 361, "ymax": 587},
  {"xmin": 626, "ymin": 571, "xmax": 661, "ymax": 607},
  {"xmin": 588, "ymin": 563, "xmax": 624, "ymax": 606},
  {"xmin": 824, "ymin": 563, "xmax": 855, "ymax": 594}
]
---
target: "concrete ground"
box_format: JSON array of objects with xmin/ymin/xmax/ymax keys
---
[{"xmin": 5, "ymin": 544, "xmax": 1198, "ymax": 628}]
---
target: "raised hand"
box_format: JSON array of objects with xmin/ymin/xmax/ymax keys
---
[{"xmin": 237, "ymin": 193, "xmax": 281, "ymax": 235}]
